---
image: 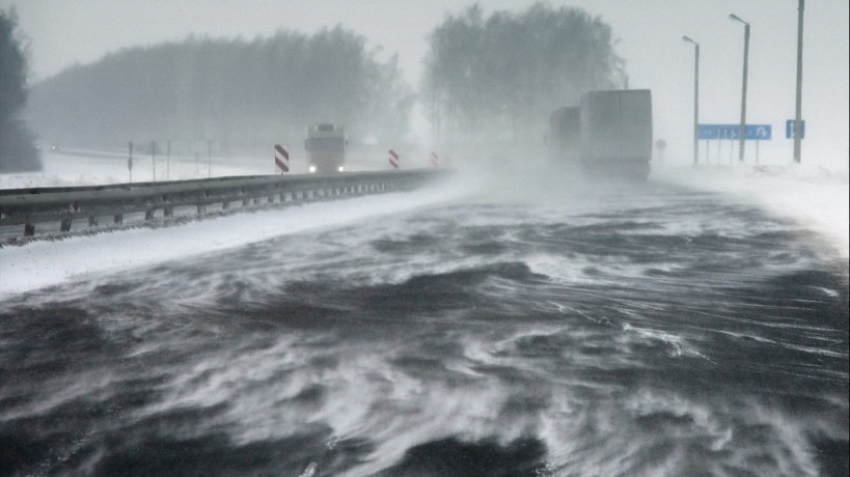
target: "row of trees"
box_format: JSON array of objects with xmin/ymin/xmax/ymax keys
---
[
  {"xmin": 25, "ymin": 3, "xmax": 624, "ymax": 154},
  {"xmin": 422, "ymin": 3, "xmax": 624, "ymax": 144},
  {"xmin": 1, "ymin": 9, "xmax": 40, "ymax": 171},
  {"xmin": 28, "ymin": 27, "xmax": 412, "ymax": 152}
]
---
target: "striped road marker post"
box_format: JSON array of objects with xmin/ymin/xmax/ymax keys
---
[{"xmin": 275, "ymin": 144, "xmax": 290, "ymax": 173}]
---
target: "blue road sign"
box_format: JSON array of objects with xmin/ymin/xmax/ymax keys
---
[
  {"xmin": 699, "ymin": 124, "xmax": 733, "ymax": 140},
  {"xmin": 785, "ymin": 120, "xmax": 806, "ymax": 139},
  {"xmin": 698, "ymin": 124, "xmax": 772, "ymax": 140}
]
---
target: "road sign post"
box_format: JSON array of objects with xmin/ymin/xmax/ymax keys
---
[{"xmin": 698, "ymin": 124, "xmax": 771, "ymax": 165}]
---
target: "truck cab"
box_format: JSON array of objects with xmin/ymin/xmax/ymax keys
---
[
  {"xmin": 305, "ymin": 124, "xmax": 346, "ymax": 173},
  {"xmin": 549, "ymin": 106, "xmax": 581, "ymax": 163}
]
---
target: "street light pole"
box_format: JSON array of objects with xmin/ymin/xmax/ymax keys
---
[
  {"xmin": 794, "ymin": 0, "xmax": 805, "ymax": 163},
  {"xmin": 730, "ymin": 14, "xmax": 750, "ymax": 162},
  {"xmin": 683, "ymin": 36, "xmax": 700, "ymax": 166}
]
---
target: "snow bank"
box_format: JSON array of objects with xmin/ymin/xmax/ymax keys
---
[
  {"xmin": 653, "ymin": 163, "xmax": 849, "ymax": 259},
  {"xmin": 0, "ymin": 181, "xmax": 470, "ymax": 301}
]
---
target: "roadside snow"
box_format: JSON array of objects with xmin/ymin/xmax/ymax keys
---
[
  {"xmin": 2, "ymin": 153, "xmax": 847, "ymax": 300},
  {"xmin": 0, "ymin": 151, "xmax": 271, "ymax": 189},
  {"xmin": 0, "ymin": 183, "xmax": 468, "ymax": 300},
  {"xmin": 653, "ymin": 163, "xmax": 849, "ymax": 259}
]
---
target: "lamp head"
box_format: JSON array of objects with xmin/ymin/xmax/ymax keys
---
[{"xmin": 729, "ymin": 13, "xmax": 749, "ymax": 25}]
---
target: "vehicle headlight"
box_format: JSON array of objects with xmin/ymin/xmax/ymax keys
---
[
  {"xmin": 338, "ymin": 166, "xmax": 345, "ymax": 172},
  {"xmin": 309, "ymin": 165, "xmax": 317, "ymax": 173}
]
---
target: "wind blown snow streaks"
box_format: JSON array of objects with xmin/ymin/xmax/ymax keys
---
[{"xmin": 2, "ymin": 162, "xmax": 847, "ymax": 476}]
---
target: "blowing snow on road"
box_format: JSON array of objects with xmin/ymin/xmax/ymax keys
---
[{"xmin": 2, "ymin": 160, "xmax": 848, "ymax": 476}]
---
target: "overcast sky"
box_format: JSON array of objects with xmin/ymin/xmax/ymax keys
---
[{"xmin": 2, "ymin": 0, "xmax": 848, "ymax": 165}]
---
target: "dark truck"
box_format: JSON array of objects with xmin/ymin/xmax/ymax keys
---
[
  {"xmin": 548, "ymin": 106, "xmax": 581, "ymax": 163},
  {"xmin": 549, "ymin": 89, "xmax": 653, "ymax": 181}
]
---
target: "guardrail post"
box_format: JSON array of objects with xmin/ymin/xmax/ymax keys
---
[
  {"xmin": 24, "ymin": 223, "xmax": 35, "ymax": 236},
  {"xmin": 88, "ymin": 216, "xmax": 98, "ymax": 227},
  {"xmin": 145, "ymin": 210, "xmax": 154, "ymax": 221},
  {"xmin": 197, "ymin": 204, "xmax": 206, "ymax": 215},
  {"xmin": 113, "ymin": 214, "xmax": 123, "ymax": 224},
  {"xmin": 60, "ymin": 218, "xmax": 72, "ymax": 232},
  {"xmin": 164, "ymin": 206, "xmax": 173, "ymax": 218},
  {"xmin": 222, "ymin": 200, "xmax": 230, "ymax": 210}
]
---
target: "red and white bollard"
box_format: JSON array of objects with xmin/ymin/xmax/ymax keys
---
[
  {"xmin": 275, "ymin": 144, "xmax": 290, "ymax": 173},
  {"xmin": 389, "ymin": 149, "xmax": 399, "ymax": 169}
]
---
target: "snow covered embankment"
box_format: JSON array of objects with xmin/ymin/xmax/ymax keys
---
[{"xmin": 654, "ymin": 163, "xmax": 850, "ymax": 259}]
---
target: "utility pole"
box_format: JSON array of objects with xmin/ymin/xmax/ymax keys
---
[
  {"xmin": 730, "ymin": 14, "xmax": 750, "ymax": 162},
  {"xmin": 794, "ymin": 0, "xmax": 805, "ymax": 163},
  {"xmin": 683, "ymin": 36, "xmax": 700, "ymax": 166}
]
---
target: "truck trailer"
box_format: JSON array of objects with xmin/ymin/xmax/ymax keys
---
[
  {"xmin": 550, "ymin": 89, "xmax": 653, "ymax": 181},
  {"xmin": 548, "ymin": 106, "xmax": 581, "ymax": 163},
  {"xmin": 580, "ymin": 89, "xmax": 652, "ymax": 180}
]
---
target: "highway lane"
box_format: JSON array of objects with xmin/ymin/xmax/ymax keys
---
[{"xmin": 1, "ymin": 176, "xmax": 847, "ymax": 476}]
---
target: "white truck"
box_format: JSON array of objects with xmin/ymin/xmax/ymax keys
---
[
  {"xmin": 305, "ymin": 124, "xmax": 346, "ymax": 173},
  {"xmin": 579, "ymin": 89, "xmax": 653, "ymax": 181}
]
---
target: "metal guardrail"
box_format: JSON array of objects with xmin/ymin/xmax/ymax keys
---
[{"xmin": 0, "ymin": 169, "xmax": 450, "ymax": 242}]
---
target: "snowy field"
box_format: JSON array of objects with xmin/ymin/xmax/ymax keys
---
[
  {"xmin": 1, "ymin": 152, "xmax": 848, "ymax": 301},
  {"xmin": 0, "ymin": 146, "xmax": 418, "ymax": 189},
  {"xmin": 653, "ymin": 162, "xmax": 849, "ymax": 259}
]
